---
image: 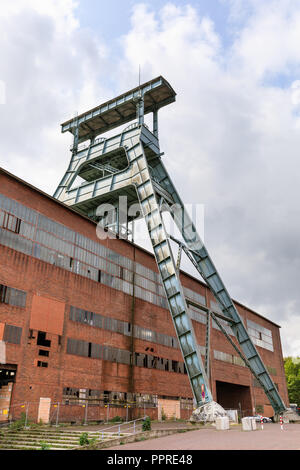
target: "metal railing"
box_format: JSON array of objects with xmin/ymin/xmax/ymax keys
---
[{"xmin": 91, "ymin": 416, "xmax": 147, "ymax": 441}]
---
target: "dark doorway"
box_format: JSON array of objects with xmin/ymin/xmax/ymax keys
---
[
  {"xmin": 0, "ymin": 365, "xmax": 17, "ymax": 387},
  {"xmin": 0, "ymin": 365, "xmax": 17, "ymax": 422},
  {"xmin": 216, "ymin": 380, "xmax": 252, "ymax": 416}
]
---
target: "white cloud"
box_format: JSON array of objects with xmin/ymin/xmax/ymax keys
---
[
  {"xmin": 279, "ymin": 309, "xmax": 300, "ymax": 357},
  {"xmin": 0, "ymin": 0, "xmax": 110, "ymax": 194}
]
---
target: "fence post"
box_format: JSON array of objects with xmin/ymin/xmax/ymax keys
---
[
  {"xmin": 56, "ymin": 403, "xmax": 60, "ymax": 427},
  {"xmin": 24, "ymin": 403, "xmax": 29, "ymax": 429},
  {"xmin": 118, "ymin": 424, "xmax": 120, "ymax": 436},
  {"xmin": 133, "ymin": 421, "xmax": 136, "ymax": 434},
  {"xmin": 84, "ymin": 401, "xmax": 88, "ymax": 425}
]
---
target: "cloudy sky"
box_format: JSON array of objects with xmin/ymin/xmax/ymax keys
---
[{"xmin": 1, "ymin": 0, "xmax": 300, "ymax": 357}]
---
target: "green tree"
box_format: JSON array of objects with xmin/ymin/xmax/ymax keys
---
[{"xmin": 284, "ymin": 357, "xmax": 300, "ymax": 405}]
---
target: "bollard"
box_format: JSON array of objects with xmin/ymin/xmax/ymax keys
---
[
  {"xmin": 242, "ymin": 417, "xmax": 252, "ymax": 431},
  {"xmin": 215, "ymin": 416, "xmax": 229, "ymax": 430},
  {"xmin": 260, "ymin": 415, "xmax": 264, "ymax": 430},
  {"xmin": 280, "ymin": 415, "xmax": 283, "ymax": 430}
]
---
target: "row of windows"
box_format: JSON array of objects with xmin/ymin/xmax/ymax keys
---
[
  {"xmin": 210, "ymin": 300, "xmax": 274, "ymax": 351},
  {"xmin": 0, "ymin": 321, "xmax": 277, "ymax": 378},
  {"xmin": 214, "ymin": 349, "xmax": 277, "ymax": 375},
  {"xmin": 213, "ymin": 349, "xmax": 246, "ymax": 367},
  {"xmin": 69, "ymin": 305, "xmax": 179, "ymax": 349},
  {"xmin": 0, "ymin": 194, "xmax": 206, "ymax": 311},
  {"xmin": 66, "ymin": 337, "xmax": 187, "ymax": 374},
  {"xmin": 247, "ymin": 319, "xmax": 274, "ymax": 352},
  {"xmin": 0, "ymin": 284, "xmax": 27, "ymax": 308},
  {"xmin": 62, "ymin": 387, "xmax": 193, "ymax": 407},
  {"xmin": 0, "ymin": 194, "xmax": 274, "ymax": 353}
]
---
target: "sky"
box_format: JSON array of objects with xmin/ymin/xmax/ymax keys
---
[{"xmin": 0, "ymin": 0, "xmax": 300, "ymax": 358}]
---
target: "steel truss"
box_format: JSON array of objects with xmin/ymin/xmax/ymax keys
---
[{"xmin": 54, "ymin": 77, "xmax": 286, "ymax": 414}]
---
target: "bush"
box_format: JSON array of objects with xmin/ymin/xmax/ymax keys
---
[
  {"xmin": 142, "ymin": 416, "xmax": 151, "ymax": 431},
  {"xmin": 10, "ymin": 412, "xmax": 27, "ymax": 431},
  {"xmin": 39, "ymin": 441, "xmax": 51, "ymax": 450},
  {"xmin": 109, "ymin": 415, "xmax": 123, "ymax": 422},
  {"xmin": 79, "ymin": 432, "xmax": 90, "ymax": 446},
  {"xmin": 161, "ymin": 408, "xmax": 167, "ymax": 421}
]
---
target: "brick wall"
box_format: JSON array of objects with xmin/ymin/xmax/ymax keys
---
[{"xmin": 0, "ymin": 170, "xmax": 289, "ymax": 421}]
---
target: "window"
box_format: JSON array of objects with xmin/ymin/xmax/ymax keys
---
[
  {"xmin": 39, "ymin": 349, "xmax": 49, "ymax": 357},
  {"xmin": 66, "ymin": 337, "xmax": 186, "ymax": 373},
  {"xmin": 247, "ymin": 319, "xmax": 274, "ymax": 351},
  {"xmin": 1, "ymin": 212, "xmax": 21, "ymax": 233},
  {"xmin": 37, "ymin": 361, "xmax": 48, "ymax": 368},
  {"xmin": 3, "ymin": 324, "xmax": 22, "ymax": 344},
  {"xmin": 37, "ymin": 331, "xmax": 51, "ymax": 347},
  {"xmin": 0, "ymin": 284, "xmax": 26, "ymax": 308},
  {"xmin": 0, "ymin": 285, "xmax": 8, "ymax": 303}
]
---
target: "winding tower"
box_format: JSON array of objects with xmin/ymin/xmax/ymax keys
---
[{"xmin": 54, "ymin": 76, "xmax": 286, "ymax": 416}]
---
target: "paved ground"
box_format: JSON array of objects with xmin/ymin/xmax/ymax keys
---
[{"xmin": 107, "ymin": 423, "xmax": 300, "ymax": 451}]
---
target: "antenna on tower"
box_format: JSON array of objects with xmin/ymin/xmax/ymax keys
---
[{"xmin": 138, "ymin": 64, "xmax": 141, "ymax": 89}]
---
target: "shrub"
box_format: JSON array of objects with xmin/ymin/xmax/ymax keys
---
[
  {"xmin": 10, "ymin": 412, "xmax": 27, "ymax": 431},
  {"xmin": 79, "ymin": 432, "xmax": 90, "ymax": 446},
  {"xmin": 142, "ymin": 416, "xmax": 151, "ymax": 431},
  {"xmin": 161, "ymin": 408, "xmax": 167, "ymax": 421},
  {"xmin": 109, "ymin": 415, "xmax": 123, "ymax": 422},
  {"xmin": 39, "ymin": 441, "xmax": 51, "ymax": 450}
]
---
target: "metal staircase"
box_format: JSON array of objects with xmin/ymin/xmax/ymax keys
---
[{"xmin": 54, "ymin": 76, "xmax": 286, "ymax": 415}]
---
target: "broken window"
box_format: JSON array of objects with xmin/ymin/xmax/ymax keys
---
[
  {"xmin": 39, "ymin": 349, "xmax": 49, "ymax": 357},
  {"xmin": 1, "ymin": 212, "xmax": 21, "ymax": 233},
  {"xmin": 37, "ymin": 331, "xmax": 51, "ymax": 347},
  {"xmin": 37, "ymin": 361, "xmax": 48, "ymax": 368}
]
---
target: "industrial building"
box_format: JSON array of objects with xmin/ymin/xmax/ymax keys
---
[{"xmin": 0, "ymin": 166, "xmax": 289, "ymax": 423}]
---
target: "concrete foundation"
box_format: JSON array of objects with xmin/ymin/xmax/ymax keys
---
[{"xmin": 190, "ymin": 401, "xmax": 227, "ymax": 423}]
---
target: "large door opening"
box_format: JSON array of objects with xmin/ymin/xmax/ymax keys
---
[
  {"xmin": 216, "ymin": 380, "xmax": 252, "ymax": 416},
  {"xmin": 0, "ymin": 365, "xmax": 17, "ymax": 422}
]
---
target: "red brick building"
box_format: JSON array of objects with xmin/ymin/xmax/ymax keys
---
[{"xmin": 0, "ymin": 168, "xmax": 289, "ymax": 423}]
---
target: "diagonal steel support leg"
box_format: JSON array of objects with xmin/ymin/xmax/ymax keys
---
[{"xmin": 55, "ymin": 125, "xmax": 213, "ymax": 407}]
